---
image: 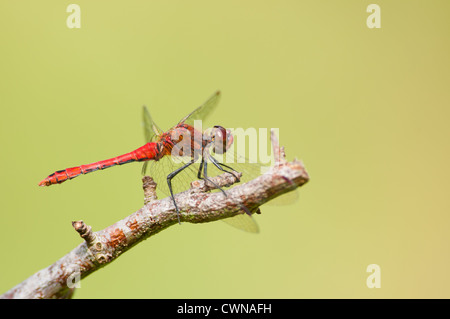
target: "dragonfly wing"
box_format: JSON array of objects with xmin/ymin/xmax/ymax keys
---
[
  {"xmin": 143, "ymin": 156, "xmax": 202, "ymax": 196},
  {"xmin": 211, "ymin": 141, "xmax": 300, "ymax": 205},
  {"xmin": 141, "ymin": 161, "xmax": 150, "ymax": 176},
  {"xmin": 221, "ymin": 214, "xmax": 259, "ymax": 233},
  {"xmin": 143, "ymin": 105, "xmax": 164, "ymax": 143},
  {"xmin": 142, "ymin": 154, "xmax": 260, "ymax": 233},
  {"xmin": 268, "ymin": 189, "xmax": 299, "ymax": 205},
  {"xmin": 178, "ymin": 91, "xmax": 221, "ymax": 126}
]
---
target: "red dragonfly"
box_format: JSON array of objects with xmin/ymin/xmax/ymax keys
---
[{"xmin": 39, "ymin": 91, "xmax": 263, "ymax": 231}]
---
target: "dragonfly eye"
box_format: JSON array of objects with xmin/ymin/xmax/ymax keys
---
[{"xmin": 212, "ymin": 126, "xmax": 233, "ymax": 154}]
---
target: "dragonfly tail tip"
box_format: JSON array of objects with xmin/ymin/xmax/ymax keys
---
[{"xmin": 38, "ymin": 180, "xmax": 49, "ymax": 187}]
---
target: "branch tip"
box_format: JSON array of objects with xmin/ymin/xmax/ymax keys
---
[
  {"xmin": 72, "ymin": 220, "xmax": 96, "ymax": 245},
  {"xmin": 271, "ymin": 129, "xmax": 286, "ymax": 164}
]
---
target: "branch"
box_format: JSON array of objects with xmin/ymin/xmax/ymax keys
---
[{"xmin": 0, "ymin": 131, "xmax": 309, "ymax": 299}]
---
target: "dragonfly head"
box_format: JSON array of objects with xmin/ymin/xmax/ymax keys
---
[{"xmin": 210, "ymin": 125, "xmax": 233, "ymax": 154}]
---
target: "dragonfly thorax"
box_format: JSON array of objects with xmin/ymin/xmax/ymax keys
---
[
  {"xmin": 159, "ymin": 124, "xmax": 205, "ymax": 159},
  {"xmin": 159, "ymin": 124, "xmax": 234, "ymax": 160}
]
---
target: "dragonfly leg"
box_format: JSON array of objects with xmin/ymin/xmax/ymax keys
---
[
  {"xmin": 197, "ymin": 157, "xmax": 204, "ymax": 179},
  {"xmin": 167, "ymin": 159, "xmax": 195, "ymax": 224},
  {"xmin": 208, "ymin": 155, "xmax": 253, "ymax": 217},
  {"xmin": 208, "ymin": 155, "xmax": 241, "ymax": 182},
  {"xmin": 200, "ymin": 157, "xmax": 228, "ymax": 199},
  {"xmin": 200, "ymin": 156, "xmax": 252, "ymax": 217}
]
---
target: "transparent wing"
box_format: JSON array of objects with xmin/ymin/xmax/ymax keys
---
[
  {"xmin": 221, "ymin": 214, "xmax": 259, "ymax": 233},
  {"xmin": 209, "ymin": 142, "xmax": 299, "ymax": 205},
  {"xmin": 178, "ymin": 91, "xmax": 221, "ymax": 127},
  {"xmin": 142, "ymin": 156, "xmax": 202, "ymax": 196},
  {"xmin": 142, "ymin": 153, "xmax": 262, "ymax": 203},
  {"xmin": 142, "ymin": 154, "xmax": 260, "ymax": 233},
  {"xmin": 143, "ymin": 105, "xmax": 164, "ymax": 143},
  {"xmin": 268, "ymin": 189, "xmax": 299, "ymax": 205}
]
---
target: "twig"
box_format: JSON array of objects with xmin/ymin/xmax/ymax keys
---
[
  {"xmin": 0, "ymin": 132, "xmax": 309, "ymax": 299},
  {"xmin": 142, "ymin": 176, "xmax": 158, "ymax": 204},
  {"xmin": 72, "ymin": 220, "xmax": 97, "ymax": 246}
]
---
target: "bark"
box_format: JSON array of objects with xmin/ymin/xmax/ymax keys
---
[{"xmin": 0, "ymin": 131, "xmax": 309, "ymax": 299}]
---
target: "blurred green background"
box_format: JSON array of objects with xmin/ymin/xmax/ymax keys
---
[{"xmin": 1, "ymin": 1, "xmax": 449, "ymax": 298}]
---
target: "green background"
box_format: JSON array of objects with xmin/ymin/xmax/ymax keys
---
[{"xmin": 1, "ymin": 1, "xmax": 449, "ymax": 298}]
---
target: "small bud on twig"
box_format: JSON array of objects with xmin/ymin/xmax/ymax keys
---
[
  {"xmin": 142, "ymin": 176, "xmax": 158, "ymax": 204},
  {"xmin": 72, "ymin": 220, "xmax": 96, "ymax": 246}
]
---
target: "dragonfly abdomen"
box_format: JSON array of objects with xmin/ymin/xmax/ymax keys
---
[{"xmin": 38, "ymin": 142, "xmax": 160, "ymax": 186}]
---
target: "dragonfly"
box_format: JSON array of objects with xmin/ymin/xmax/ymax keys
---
[{"xmin": 39, "ymin": 91, "xmax": 266, "ymax": 232}]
